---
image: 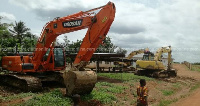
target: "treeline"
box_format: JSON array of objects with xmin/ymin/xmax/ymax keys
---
[
  {"xmin": 193, "ymin": 63, "xmax": 200, "ymax": 65},
  {"xmin": 62, "ymin": 36, "xmax": 127, "ymax": 54},
  {"xmin": 0, "ymin": 16, "xmax": 38, "ymax": 52},
  {"xmin": 0, "ymin": 16, "xmax": 127, "ymax": 56}
]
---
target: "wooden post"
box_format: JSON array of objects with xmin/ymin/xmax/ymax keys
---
[{"xmin": 96, "ymin": 60, "xmax": 99, "ymax": 73}]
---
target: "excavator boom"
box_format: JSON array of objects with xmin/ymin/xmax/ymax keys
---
[{"xmin": 33, "ymin": 2, "xmax": 115, "ymax": 71}]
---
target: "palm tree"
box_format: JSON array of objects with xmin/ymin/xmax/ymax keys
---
[{"xmin": 10, "ymin": 21, "xmax": 30, "ymax": 46}]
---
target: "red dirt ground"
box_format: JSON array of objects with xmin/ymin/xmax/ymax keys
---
[{"xmin": 170, "ymin": 64, "xmax": 200, "ymax": 106}]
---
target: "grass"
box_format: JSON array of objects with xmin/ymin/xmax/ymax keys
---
[
  {"xmin": 98, "ymin": 73, "xmax": 153, "ymax": 81},
  {"xmin": 130, "ymin": 99, "xmax": 137, "ymax": 105},
  {"xmin": 95, "ymin": 82, "xmax": 128, "ymax": 93},
  {"xmin": 20, "ymin": 89, "xmax": 72, "ymax": 106},
  {"xmin": 1, "ymin": 82, "xmax": 119, "ymax": 105},
  {"xmin": 161, "ymin": 90, "xmax": 174, "ymax": 96},
  {"xmin": 0, "ymin": 92, "xmax": 35, "ymax": 102},
  {"xmin": 190, "ymin": 82, "xmax": 200, "ymax": 92},
  {"xmin": 172, "ymin": 83, "xmax": 181, "ymax": 89},
  {"xmin": 95, "ymin": 82, "xmax": 113, "ymax": 87},
  {"xmin": 158, "ymin": 99, "xmax": 178, "ymax": 106},
  {"xmin": 81, "ymin": 90, "xmax": 117, "ymax": 104},
  {"xmin": 192, "ymin": 65, "xmax": 200, "ymax": 72}
]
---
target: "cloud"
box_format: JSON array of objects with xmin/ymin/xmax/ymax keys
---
[
  {"xmin": 110, "ymin": 24, "xmax": 146, "ymax": 34},
  {"xmin": 0, "ymin": 12, "xmax": 16, "ymax": 22},
  {"xmin": 9, "ymin": 0, "xmax": 107, "ymax": 20},
  {"xmin": 8, "ymin": 0, "xmax": 200, "ymax": 62}
]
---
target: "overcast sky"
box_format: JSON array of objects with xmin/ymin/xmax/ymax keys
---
[{"xmin": 0, "ymin": 0, "xmax": 200, "ymax": 63}]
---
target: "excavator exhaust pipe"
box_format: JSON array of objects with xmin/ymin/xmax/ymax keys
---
[{"xmin": 63, "ymin": 71, "xmax": 97, "ymax": 96}]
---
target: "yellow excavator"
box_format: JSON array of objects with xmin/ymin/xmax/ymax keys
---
[
  {"xmin": 114, "ymin": 48, "xmax": 151, "ymax": 71},
  {"xmin": 136, "ymin": 46, "xmax": 177, "ymax": 77}
]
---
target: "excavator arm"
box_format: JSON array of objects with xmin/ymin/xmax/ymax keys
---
[
  {"xmin": 127, "ymin": 48, "xmax": 149, "ymax": 59},
  {"xmin": 116, "ymin": 48, "xmax": 149, "ymax": 67},
  {"xmin": 153, "ymin": 46, "xmax": 172, "ymax": 70},
  {"xmin": 153, "ymin": 46, "xmax": 171, "ymax": 61},
  {"xmin": 33, "ymin": 2, "xmax": 116, "ymax": 71}
]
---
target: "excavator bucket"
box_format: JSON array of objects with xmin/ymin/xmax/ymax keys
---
[{"xmin": 63, "ymin": 70, "xmax": 97, "ymax": 96}]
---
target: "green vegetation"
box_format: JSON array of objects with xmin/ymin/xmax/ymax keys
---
[
  {"xmin": 21, "ymin": 89, "xmax": 72, "ymax": 106},
  {"xmin": 190, "ymin": 82, "xmax": 200, "ymax": 92},
  {"xmin": 0, "ymin": 16, "xmax": 38, "ymax": 54},
  {"xmin": 192, "ymin": 65, "xmax": 200, "ymax": 72},
  {"xmin": 172, "ymin": 83, "xmax": 181, "ymax": 88},
  {"xmin": 130, "ymin": 99, "xmax": 137, "ymax": 105},
  {"xmin": 161, "ymin": 90, "xmax": 174, "ymax": 96},
  {"xmin": 82, "ymin": 90, "xmax": 117, "ymax": 104},
  {"xmin": 17, "ymin": 83, "xmax": 119, "ymax": 105},
  {"xmin": 65, "ymin": 36, "xmax": 118, "ymax": 53},
  {"xmin": 95, "ymin": 81, "xmax": 113, "ymax": 87},
  {"xmin": 95, "ymin": 82, "xmax": 128, "ymax": 93},
  {"xmin": 81, "ymin": 82, "xmax": 127, "ymax": 104},
  {"xmin": 98, "ymin": 73, "xmax": 153, "ymax": 81},
  {"xmin": 0, "ymin": 92, "xmax": 35, "ymax": 102},
  {"xmin": 158, "ymin": 99, "xmax": 178, "ymax": 106}
]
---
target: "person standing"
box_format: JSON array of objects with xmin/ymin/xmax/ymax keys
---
[{"xmin": 137, "ymin": 79, "xmax": 148, "ymax": 106}]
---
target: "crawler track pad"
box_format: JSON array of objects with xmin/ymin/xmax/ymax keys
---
[{"xmin": 63, "ymin": 71, "xmax": 97, "ymax": 96}]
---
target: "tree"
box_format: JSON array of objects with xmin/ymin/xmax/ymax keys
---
[
  {"xmin": 68, "ymin": 39, "xmax": 82, "ymax": 53},
  {"xmin": 10, "ymin": 21, "xmax": 30, "ymax": 46},
  {"xmin": 0, "ymin": 16, "xmax": 12, "ymax": 39},
  {"xmin": 63, "ymin": 35, "xmax": 70, "ymax": 50},
  {"xmin": 97, "ymin": 36, "xmax": 117, "ymax": 53},
  {"xmin": 0, "ymin": 16, "xmax": 13, "ymax": 59},
  {"xmin": 116, "ymin": 47, "xmax": 127, "ymax": 55},
  {"xmin": 22, "ymin": 32, "xmax": 38, "ymax": 51}
]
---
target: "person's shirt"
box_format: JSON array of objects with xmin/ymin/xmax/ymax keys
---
[{"xmin": 137, "ymin": 85, "xmax": 148, "ymax": 101}]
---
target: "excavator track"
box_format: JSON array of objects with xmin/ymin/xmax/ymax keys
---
[
  {"xmin": 153, "ymin": 69, "xmax": 177, "ymax": 78},
  {"xmin": 136, "ymin": 69, "xmax": 177, "ymax": 78},
  {"xmin": 0, "ymin": 74, "xmax": 42, "ymax": 92}
]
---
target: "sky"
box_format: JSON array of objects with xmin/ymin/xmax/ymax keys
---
[{"xmin": 0, "ymin": 0, "xmax": 200, "ymax": 63}]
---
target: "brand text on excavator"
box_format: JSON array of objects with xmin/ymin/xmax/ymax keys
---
[{"xmin": 63, "ymin": 19, "xmax": 83, "ymax": 28}]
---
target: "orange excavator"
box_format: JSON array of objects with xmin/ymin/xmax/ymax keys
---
[{"xmin": 0, "ymin": 2, "xmax": 115, "ymax": 96}]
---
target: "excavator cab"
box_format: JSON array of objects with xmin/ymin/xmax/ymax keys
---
[
  {"xmin": 142, "ymin": 52, "xmax": 154, "ymax": 61},
  {"xmin": 42, "ymin": 46, "xmax": 66, "ymax": 71},
  {"xmin": 53, "ymin": 47, "xmax": 65, "ymax": 68}
]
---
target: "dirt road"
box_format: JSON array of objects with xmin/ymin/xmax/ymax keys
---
[
  {"xmin": 173, "ymin": 64, "xmax": 200, "ymax": 81},
  {"xmin": 171, "ymin": 87, "xmax": 200, "ymax": 106},
  {"xmin": 170, "ymin": 64, "xmax": 200, "ymax": 106}
]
